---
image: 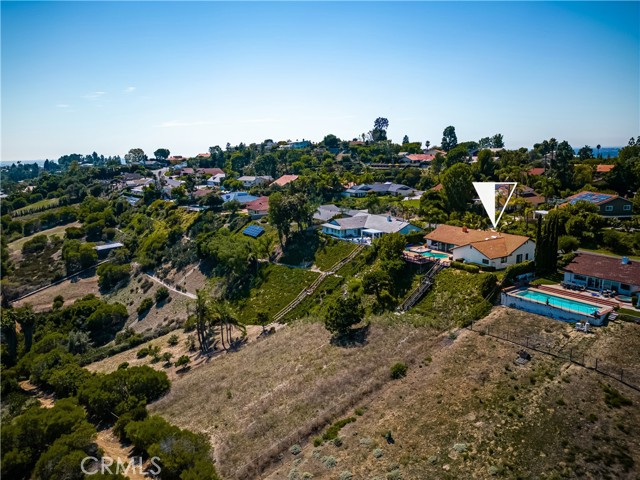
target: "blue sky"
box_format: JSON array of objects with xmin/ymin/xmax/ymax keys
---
[{"xmin": 2, "ymin": 1, "xmax": 638, "ymax": 161}]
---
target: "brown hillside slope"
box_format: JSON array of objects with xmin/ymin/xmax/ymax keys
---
[{"xmin": 150, "ymin": 309, "xmax": 640, "ymax": 480}]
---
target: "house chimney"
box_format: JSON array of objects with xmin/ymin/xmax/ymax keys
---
[{"xmin": 462, "ymin": 226, "xmax": 468, "ymax": 233}]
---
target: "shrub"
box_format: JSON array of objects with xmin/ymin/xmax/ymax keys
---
[
  {"xmin": 503, "ymin": 260, "xmax": 535, "ymax": 286},
  {"xmin": 289, "ymin": 444, "xmax": 301, "ymax": 455},
  {"xmin": 603, "ymin": 384, "xmax": 633, "ymax": 408},
  {"xmin": 390, "ymin": 362, "xmax": 408, "ymax": 379},
  {"xmin": 52, "ymin": 295, "xmax": 64, "ymax": 310},
  {"xmin": 167, "ymin": 334, "xmax": 179, "ymax": 346},
  {"xmin": 155, "ymin": 286, "xmax": 170, "ymax": 303},
  {"xmin": 22, "ymin": 234, "xmax": 50, "ymax": 254},
  {"xmin": 65, "ymin": 226, "xmax": 85, "ymax": 239},
  {"xmin": 373, "ymin": 448, "xmax": 384, "ymax": 458},
  {"xmin": 96, "ymin": 262, "xmax": 131, "ymax": 290},
  {"xmin": 558, "ymin": 235, "xmax": 580, "ymax": 253},
  {"xmin": 77, "ymin": 366, "xmax": 170, "ymax": 423},
  {"xmin": 321, "ymin": 417, "xmax": 356, "ymax": 442},
  {"xmin": 137, "ymin": 297, "xmax": 154, "ymax": 315},
  {"xmin": 450, "ymin": 261, "xmax": 480, "ymax": 273},
  {"xmin": 321, "ymin": 456, "xmax": 336, "ymax": 469},
  {"xmin": 137, "ymin": 348, "xmax": 149, "ymax": 359},
  {"xmin": 175, "ymin": 355, "xmax": 191, "ymax": 370},
  {"xmin": 339, "ymin": 471, "xmax": 352, "ymax": 480}
]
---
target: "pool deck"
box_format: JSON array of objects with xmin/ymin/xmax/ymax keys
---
[
  {"xmin": 532, "ymin": 284, "xmax": 621, "ymax": 309},
  {"xmin": 505, "ymin": 285, "xmax": 614, "ymax": 317},
  {"xmin": 403, "ymin": 249, "xmax": 452, "ymax": 265}
]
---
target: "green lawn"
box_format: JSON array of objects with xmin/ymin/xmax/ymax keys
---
[
  {"xmin": 402, "ymin": 199, "xmax": 421, "ymax": 208},
  {"xmin": 313, "ymin": 239, "xmax": 356, "ymax": 271},
  {"xmin": 235, "ymin": 264, "xmax": 320, "ymax": 323},
  {"xmin": 12, "ymin": 197, "xmax": 60, "ymax": 216}
]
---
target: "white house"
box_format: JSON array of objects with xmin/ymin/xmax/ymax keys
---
[
  {"xmin": 425, "ymin": 225, "xmax": 535, "ymax": 270},
  {"xmin": 206, "ymin": 173, "xmax": 226, "ymax": 187},
  {"xmin": 322, "ymin": 213, "xmax": 421, "ymax": 240},
  {"xmin": 237, "ymin": 176, "xmax": 273, "ymax": 188}
]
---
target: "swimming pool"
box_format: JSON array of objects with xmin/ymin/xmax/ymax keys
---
[
  {"xmin": 420, "ymin": 251, "xmax": 449, "ymax": 259},
  {"xmin": 515, "ymin": 289, "xmax": 601, "ymax": 315}
]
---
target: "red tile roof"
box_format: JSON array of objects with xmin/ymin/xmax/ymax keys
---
[
  {"xmin": 246, "ymin": 196, "xmax": 270, "ymax": 212},
  {"xmin": 404, "ymin": 154, "xmax": 435, "ymax": 162},
  {"xmin": 596, "ymin": 164, "xmax": 615, "ymax": 173},
  {"xmin": 425, "ymin": 225, "xmax": 530, "ymax": 259},
  {"xmin": 198, "ymin": 168, "xmax": 224, "ymax": 176},
  {"xmin": 272, "ymin": 174, "xmax": 299, "ymax": 187},
  {"xmin": 431, "ymin": 183, "xmax": 443, "ymax": 192},
  {"xmin": 528, "ymin": 167, "xmax": 545, "ymax": 176},
  {"xmin": 563, "ymin": 252, "xmax": 640, "ymax": 286}
]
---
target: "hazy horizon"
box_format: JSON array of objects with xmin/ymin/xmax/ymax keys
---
[{"xmin": 2, "ymin": 1, "xmax": 638, "ymax": 162}]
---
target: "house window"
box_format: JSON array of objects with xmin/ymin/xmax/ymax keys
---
[
  {"xmin": 621, "ymin": 284, "xmax": 630, "ymax": 291},
  {"xmin": 574, "ymin": 275, "xmax": 587, "ymax": 281},
  {"xmin": 605, "ymin": 205, "xmax": 613, "ymax": 212},
  {"xmin": 525, "ymin": 253, "xmax": 529, "ymax": 260},
  {"xmin": 482, "ymin": 259, "xmax": 489, "ymax": 265},
  {"xmin": 500, "ymin": 256, "xmax": 508, "ymax": 263},
  {"xmin": 516, "ymin": 254, "xmax": 523, "ymax": 263},
  {"xmin": 623, "ymin": 205, "xmax": 631, "ymax": 211}
]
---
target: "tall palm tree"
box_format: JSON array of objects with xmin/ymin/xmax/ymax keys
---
[
  {"xmin": 194, "ymin": 290, "xmax": 211, "ymax": 353},
  {"xmin": 211, "ymin": 303, "xmax": 246, "ymax": 351}
]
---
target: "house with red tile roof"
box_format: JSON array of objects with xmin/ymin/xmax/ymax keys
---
[
  {"xmin": 400, "ymin": 154, "xmax": 435, "ymax": 167},
  {"xmin": 425, "ymin": 225, "xmax": 534, "ymax": 269},
  {"xmin": 596, "ymin": 164, "xmax": 615, "ymax": 173},
  {"xmin": 527, "ymin": 167, "xmax": 545, "ymax": 176},
  {"xmin": 272, "ymin": 174, "xmax": 299, "ymax": 187},
  {"xmin": 245, "ymin": 196, "xmax": 270, "ymax": 219},
  {"xmin": 562, "ymin": 252, "xmax": 640, "ymax": 294}
]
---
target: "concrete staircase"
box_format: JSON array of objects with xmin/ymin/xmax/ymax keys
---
[{"xmin": 397, "ymin": 261, "xmax": 445, "ymax": 312}]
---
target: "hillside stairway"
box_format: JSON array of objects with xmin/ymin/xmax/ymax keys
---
[
  {"xmin": 272, "ymin": 245, "xmax": 364, "ymax": 322},
  {"xmin": 397, "ymin": 261, "xmax": 445, "ymax": 312}
]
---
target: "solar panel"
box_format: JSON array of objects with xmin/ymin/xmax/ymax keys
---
[
  {"xmin": 243, "ymin": 225, "xmax": 265, "ymax": 238},
  {"xmin": 569, "ymin": 192, "xmax": 613, "ymax": 205}
]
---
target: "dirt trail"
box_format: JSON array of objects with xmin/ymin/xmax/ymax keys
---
[
  {"xmin": 18, "ymin": 380, "xmax": 55, "ymax": 408},
  {"xmin": 94, "ymin": 429, "xmax": 148, "ymax": 480}
]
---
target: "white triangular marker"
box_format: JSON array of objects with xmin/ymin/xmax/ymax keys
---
[{"xmin": 472, "ymin": 182, "xmax": 517, "ymax": 229}]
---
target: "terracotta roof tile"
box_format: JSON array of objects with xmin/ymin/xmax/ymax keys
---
[
  {"xmin": 563, "ymin": 252, "xmax": 640, "ymax": 286},
  {"xmin": 425, "ymin": 225, "xmax": 530, "ymax": 259}
]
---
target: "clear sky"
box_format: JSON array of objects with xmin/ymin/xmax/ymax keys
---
[{"xmin": 2, "ymin": 1, "xmax": 639, "ymax": 161}]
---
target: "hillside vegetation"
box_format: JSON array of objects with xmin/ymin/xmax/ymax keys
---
[{"xmin": 146, "ymin": 309, "xmax": 640, "ymax": 480}]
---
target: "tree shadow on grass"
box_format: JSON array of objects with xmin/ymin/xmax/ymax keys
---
[{"xmin": 330, "ymin": 324, "xmax": 370, "ymax": 348}]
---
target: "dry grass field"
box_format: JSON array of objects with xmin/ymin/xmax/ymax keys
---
[
  {"xmin": 13, "ymin": 273, "xmax": 101, "ymax": 312},
  {"xmin": 149, "ymin": 318, "xmax": 446, "ymax": 479},
  {"xmin": 106, "ymin": 274, "xmax": 194, "ymax": 334},
  {"xmin": 144, "ymin": 308, "xmax": 640, "ymax": 480}
]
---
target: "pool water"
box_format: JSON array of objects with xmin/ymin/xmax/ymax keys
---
[
  {"xmin": 516, "ymin": 289, "xmax": 601, "ymax": 315},
  {"xmin": 420, "ymin": 251, "xmax": 449, "ymax": 259}
]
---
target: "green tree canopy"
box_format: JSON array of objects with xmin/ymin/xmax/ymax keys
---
[{"xmin": 442, "ymin": 163, "xmax": 473, "ymax": 212}]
